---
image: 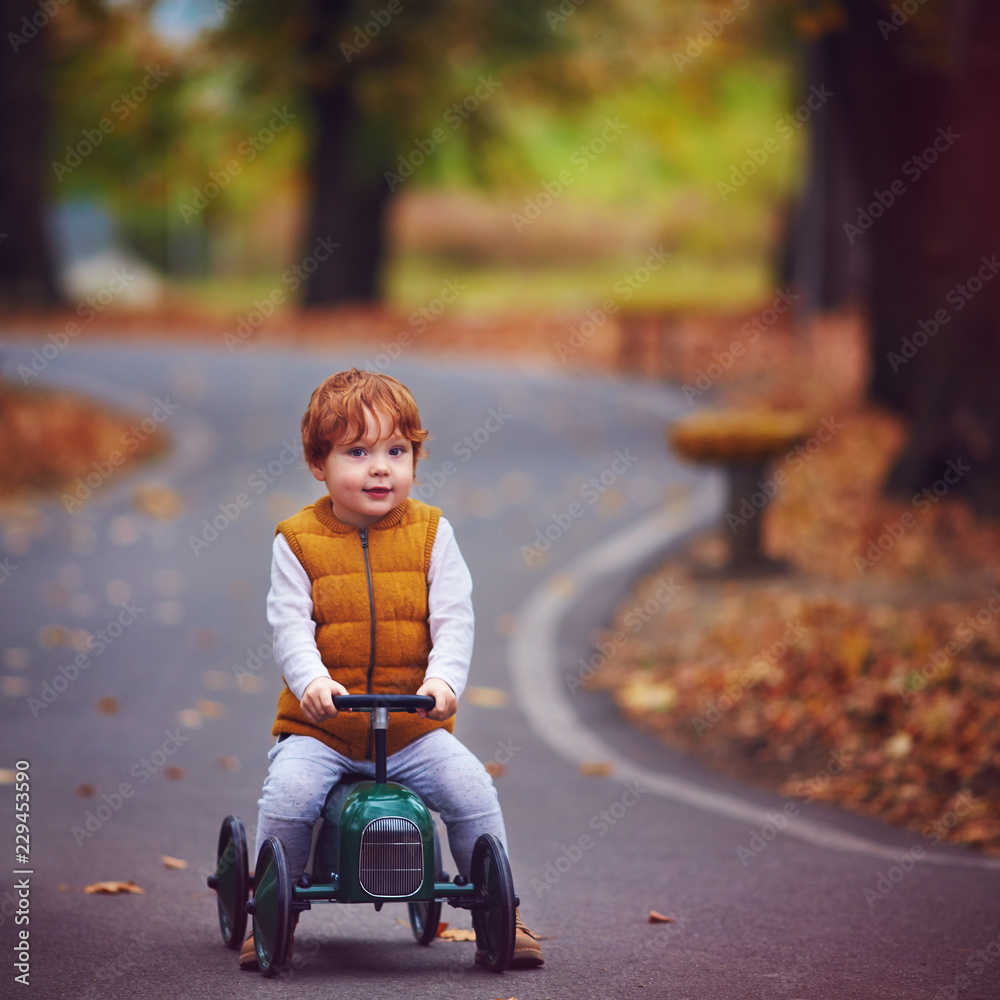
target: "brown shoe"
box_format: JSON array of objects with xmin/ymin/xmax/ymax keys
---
[
  {"xmin": 238, "ymin": 916, "xmax": 297, "ymax": 971},
  {"xmin": 510, "ymin": 909, "xmax": 544, "ymax": 968},
  {"xmin": 238, "ymin": 933, "xmax": 257, "ymax": 970}
]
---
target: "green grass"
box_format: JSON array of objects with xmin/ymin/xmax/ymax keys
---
[{"xmin": 384, "ymin": 251, "xmax": 771, "ymax": 315}]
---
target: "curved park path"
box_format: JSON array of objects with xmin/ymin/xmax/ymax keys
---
[{"xmin": 1, "ymin": 341, "xmax": 997, "ymax": 1000}]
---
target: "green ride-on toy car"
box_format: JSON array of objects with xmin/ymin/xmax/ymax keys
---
[{"xmin": 208, "ymin": 694, "xmax": 518, "ymax": 974}]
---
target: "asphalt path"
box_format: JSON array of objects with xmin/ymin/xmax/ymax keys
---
[{"xmin": 1, "ymin": 341, "xmax": 998, "ymax": 1000}]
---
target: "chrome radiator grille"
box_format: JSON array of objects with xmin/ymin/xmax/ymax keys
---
[{"xmin": 359, "ymin": 817, "xmax": 423, "ymax": 897}]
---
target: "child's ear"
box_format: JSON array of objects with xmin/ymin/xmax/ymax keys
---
[{"xmin": 308, "ymin": 462, "xmax": 325, "ymax": 482}]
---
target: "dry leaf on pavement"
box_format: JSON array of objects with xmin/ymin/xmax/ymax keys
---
[
  {"xmin": 579, "ymin": 761, "xmax": 614, "ymax": 776},
  {"xmin": 84, "ymin": 880, "xmax": 145, "ymax": 895},
  {"xmin": 437, "ymin": 928, "xmax": 476, "ymax": 941}
]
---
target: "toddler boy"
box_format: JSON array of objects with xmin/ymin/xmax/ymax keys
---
[{"xmin": 242, "ymin": 369, "xmax": 542, "ymax": 970}]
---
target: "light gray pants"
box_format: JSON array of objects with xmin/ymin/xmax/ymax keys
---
[{"xmin": 255, "ymin": 729, "xmax": 507, "ymax": 878}]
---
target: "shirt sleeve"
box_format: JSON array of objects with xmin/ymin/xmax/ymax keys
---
[
  {"xmin": 266, "ymin": 533, "xmax": 329, "ymax": 702},
  {"xmin": 424, "ymin": 516, "xmax": 474, "ymax": 701}
]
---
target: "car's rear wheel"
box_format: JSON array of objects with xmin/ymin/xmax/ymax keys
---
[{"xmin": 207, "ymin": 815, "xmax": 248, "ymax": 949}]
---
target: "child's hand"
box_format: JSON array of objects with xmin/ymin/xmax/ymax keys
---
[
  {"xmin": 416, "ymin": 677, "xmax": 457, "ymax": 721},
  {"xmin": 300, "ymin": 677, "xmax": 350, "ymax": 724}
]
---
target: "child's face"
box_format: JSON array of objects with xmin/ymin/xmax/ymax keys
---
[{"xmin": 309, "ymin": 407, "xmax": 414, "ymax": 528}]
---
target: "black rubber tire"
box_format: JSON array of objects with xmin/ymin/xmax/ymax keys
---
[
  {"xmin": 470, "ymin": 834, "xmax": 515, "ymax": 973},
  {"xmin": 212, "ymin": 815, "xmax": 248, "ymax": 949},
  {"xmin": 251, "ymin": 837, "xmax": 293, "ymax": 976},
  {"xmin": 408, "ymin": 898, "xmax": 443, "ymax": 945},
  {"xmin": 408, "ymin": 822, "xmax": 444, "ymax": 945}
]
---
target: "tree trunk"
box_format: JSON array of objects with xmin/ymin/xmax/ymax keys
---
[
  {"xmin": 299, "ymin": 81, "xmax": 394, "ymax": 306},
  {"xmin": 0, "ymin": 1, "xmax": 62, "ymax": 308},
  {"xmin": 791, "ymin": 0, "xmax": 1000, "ymax": 515}
]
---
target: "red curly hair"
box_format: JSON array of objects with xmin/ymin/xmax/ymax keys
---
[{"xmin": 301, "ymin": 369, "xmax": 428, "ymax": 469}]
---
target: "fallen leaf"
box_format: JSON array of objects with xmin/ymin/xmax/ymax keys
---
[
  {"xmin": 95, "ymin": 696, "xmax": 120, "ymax": 715},
  {"xmin": 190, "ymin": 628, "xmax": 216, "ymax": 650},
  {"xmin": 162, "ymin": 856, "xmax": 188, "ymax": 870},
  {"xmin": 579, "ymin": 761, "xmax": 614, "ymax": 776},
  {"xmin": 217, "ymin": 755, "xmax": 241, "ymax": 772},
  {"xmin": 484, "ymin": 761, "xmax": 507, "ymax": 778},
  {"xmin": 1, "ymin": 676, "xmax": 29, "ymax": 697},
  {"xmin": 464, "ymin": 686, "xmax": 509, "ymax": 708},
  {"xmin": 84, "ymin": 880, "xmax": 145, "ymax": 895},
  {"xmin": 0, "ymin": 769, "xmax": 16, "ymax": 785},
  {"xmin": 164, "ymin": 766, "xmax": 185, "ymax": 780},
  {"xmin": 648, "ymin": 910, "xmax": 675, "ymax": 923},
  {"xmin": 176, "ymin": 708, "xmax": 202, "ymax": 728},
  {"xmin": 131, "ymin": 484, "xmax": 183, "ymax": 520},
  {"xmin": 201, "ymin": 670, "xmax": 231, "ymax": 691},
  {"xmin": 75, "ymin": 784, "xmax": 97, "ymax": 797},
  {"xmin": 437, "ymin": 928, "xmax": 476, "ymax": 941}
]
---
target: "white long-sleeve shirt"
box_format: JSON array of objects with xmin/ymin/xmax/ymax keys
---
[{"xmin": 266, "ymin": 516, "xmax": 474, "ymax": 702}]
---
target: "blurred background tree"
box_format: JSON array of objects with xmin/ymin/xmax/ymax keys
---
[
  {"xmin": 785, "ymin": 0, "xmax": 1000, "ymax": 513},
  {"xmin": 0, "ymin": 0, "xmax": 64, "ymax": 307}
]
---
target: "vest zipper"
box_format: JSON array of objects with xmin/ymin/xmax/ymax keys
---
[{"xmin": 360, "ymin": 528, "xmax": 376, "ymax": 759}]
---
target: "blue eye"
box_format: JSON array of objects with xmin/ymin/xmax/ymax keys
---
[{"xmin": 348, "ymin": 448, "xmax": 365, "ymax": 458}]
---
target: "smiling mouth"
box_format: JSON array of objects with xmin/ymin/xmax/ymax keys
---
[{"xmin": 365, "ymin": 487, "xmax": 391, "ymax": 497}]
